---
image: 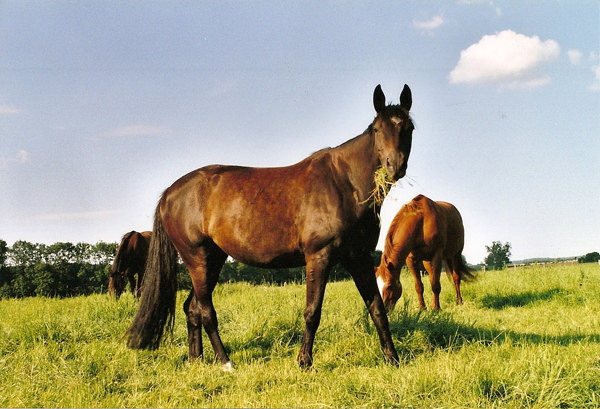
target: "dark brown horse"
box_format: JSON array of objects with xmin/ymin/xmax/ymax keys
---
[
  {"xmin": 108, "ymin": 230, "xmax": 152, "ymax": 300},
  {"xmin": 126, "ymin": 84, "xmax": 414, "ymax": 369},
  {"xmin": 376, "ymin": 194, "xmax": 474, "ymax": 311}
]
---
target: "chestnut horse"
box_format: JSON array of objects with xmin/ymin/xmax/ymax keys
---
[
  {"xmin": 376, "ymin": 195, "xmax": 474, "ymax": 311},
  {"xmin": 108, "ymin": 230, "xmax": 152, "ymax": 300},
  {"xmin": 126, "ymin": 84, "xmax": 414, "ymax": 369}
]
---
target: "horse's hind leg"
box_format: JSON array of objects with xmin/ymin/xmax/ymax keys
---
[
  {"xmin": 183, "ymin": 290, "xmax": 203, "ymax": 360},
  {"xmin": 447, "ymin": 257, "xmax": 463, "ymax": 305},
  {"xmin": 423, "ymin": 252, "xmax": 442, "ymax": 310},
  {"xmin": 183, "ymin": 244, "xmax": 230, "ymax": 368},
  {"xmin": 406, "ymin": 254, "xmax": 426, "ymax": 310}
]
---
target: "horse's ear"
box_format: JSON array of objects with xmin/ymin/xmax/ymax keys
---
[
  {"xmin": 400, "ymin": 84, "xmax": 412, "ymax": 111},
  {"xmin": 373, "ymin": 84, "xmax": 386, "ymax": 113}
]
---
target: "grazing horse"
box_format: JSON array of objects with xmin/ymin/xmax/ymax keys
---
[
  {"xmin": 376, "ymin": 195, "xmax": 474, "ymax": 311},
  {"xmin": 108, "ymin": 231, "xmax": 152, "ymax": 300},
  {"xmin": 126, "ymin": 84, "xmax": 414, "ymax": 369}
]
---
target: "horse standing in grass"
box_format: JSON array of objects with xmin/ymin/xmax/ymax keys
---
[
  {"xmin": 376, "ymin": 194, "xmax": 474, "ymax": 311},
  {"xmin": 109, "ymin": 231, "xmax": 152, "ymax": 300},
  {"xmin": 126, "ymin": 84, "xmax": 414, "ymax": 369}
]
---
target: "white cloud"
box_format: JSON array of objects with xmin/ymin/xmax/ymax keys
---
[
  {"xmin": 0, "ymin": 150, "xmax": 30, "ymax": 168},
  {"xmin": 15, "ymin": 150, "xmax": 29, "ymax": 164},
  {"xmin": 449, "ymin": 30, "xmax": 560, "ymax": 89},
  {"xmin": 105, "ymin": 125, "xmax": 173, "ymax": 138},
  {"xmin": 0, "ymin": 104, "xmax": 21, "ymax": 114},
  {"xmin": 567, "ymin": 49, "xmax": 583, "ymax": 65},
  {"xmin": 413, "ymin": 15, "xmax": 445, "ymax": 31}
]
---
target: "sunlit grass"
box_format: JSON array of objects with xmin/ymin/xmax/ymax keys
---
[{"xmin": 1, "ymin": 264, "xmax": 599, "ymax": 407}]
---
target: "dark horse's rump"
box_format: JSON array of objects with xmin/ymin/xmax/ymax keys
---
[
  {"xmin": 108, "ymin": 230, "xmax": 151, "ymax": 300},
  {"xmin": 127, "ymin": 84, "xmax": 414, "ymax": 368}
]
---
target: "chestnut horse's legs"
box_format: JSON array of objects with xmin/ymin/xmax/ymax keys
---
[
  {"xmin": 342, "ymin": 253, "xmax": 399, "ymax": 366},
  {"xmin": 406, "ymin": 254, "xmax": 426, "ymax": 310},
  {"xmin": 298, "ymin": 247, "xmax": 332, "ymax": 368},
  {"xmin": 423, "ymin": 251, "xmax": 442, "ymax": 310}
]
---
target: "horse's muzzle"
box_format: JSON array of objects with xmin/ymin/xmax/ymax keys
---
[{"xmin": 386, "ymin": 155, "xmax": 406, "ymax": 181}]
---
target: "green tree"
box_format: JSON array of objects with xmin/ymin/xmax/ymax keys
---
[
  {"xmin": 578, "ymin": 252, "xmax": 600, "ymax": 263},
  {"xmin": 9, "ymin": 240, "xmax": 45, "ymax": 266},
  {"xmin": 0, "ymin": 239, "xmax": 11, "ymax": 293},
  {"xmin": 484, "ymin": 241, "xmax": 511, "ymax": 270},
  {"xmin": 0, "ymin": 239, "xmax": 7, "ymax": 267},
  {"xmin": 89, "ymin": 241, "xmax": 117, "ymax": 265}
]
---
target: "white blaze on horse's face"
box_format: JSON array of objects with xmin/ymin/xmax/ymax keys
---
[{"xmin": 377, "ymin": 275, "xmax": 386, "ymax": 300}]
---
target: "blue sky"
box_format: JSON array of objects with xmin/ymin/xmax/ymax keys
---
[{"xmin": 1, "ymin": 1, "xmax": 598, "ymax": 264}]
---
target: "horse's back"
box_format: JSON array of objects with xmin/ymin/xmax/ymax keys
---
[
  {"xmin": 387, "ymin": 195, "xmax": 435, "ymax": 252},
  {"xmin": 387, "ymin": 195, "xmax": 451, "ymax": 259},
  {"xmin": 436, "ymin": 201, "xmax": 465, "ymax": 256},
  {"xmin": 160, "ymin": 157, "xmax": 348, "ymax": 266}
]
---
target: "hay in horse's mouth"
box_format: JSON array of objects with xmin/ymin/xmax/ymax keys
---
[{"xmin": 363, "ymin": 166, "xmax": 394, "ymax": 208}]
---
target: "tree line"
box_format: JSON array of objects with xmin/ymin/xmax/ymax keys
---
[
  {"xmin": 0, "ymin": 240, "xmax": 117, "ymax": 298},
  {"xmin": 3, "ymin": 236, "xmax": 591, "ymax": 299},
  {"xmin": 0, "ymin": 238, "xmax": 380, "ymax": 299}
]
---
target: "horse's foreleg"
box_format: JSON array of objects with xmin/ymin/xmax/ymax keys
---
[
  {"xmin": 183, "ymin": 290, "xmax": 203, "ymax": 360},
  {"xmin": 406, "ymin": 254, "xmax": 426, "ymax": 310},
  {"xmin": 298, "ymin": 247, "xmax": 332, "ymax": 369},
  {"xmin": 343, "ymin": 254, "xmax": 399, "ymax": 366}
]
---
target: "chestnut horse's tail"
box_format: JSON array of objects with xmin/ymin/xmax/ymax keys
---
[
  {"xmin": 126, "ymin": 203, "xmax": 178, "ymax": 350},
  {"xmin": 453, "ymin": 253, "xmax": 476, "ymax": 282}
]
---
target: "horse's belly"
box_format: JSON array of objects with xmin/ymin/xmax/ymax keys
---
[
  {"xmin": 227, "ymin": 249, "xmax": 306, "ymax": 269},
  {"xmin": 209, "ymin": 218, "xmax": 305, "ymax": 267}
]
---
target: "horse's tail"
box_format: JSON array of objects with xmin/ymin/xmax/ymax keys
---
[
  {"xmin": 454, "ymin": 253, "xmax": 476, "ymax": 282},
  {"xmin": 126, "ymin": 202, "xmax": 178, "ymax": 350}
]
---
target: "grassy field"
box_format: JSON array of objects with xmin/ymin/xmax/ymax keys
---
[{"xmin": 1, "ymin": 263, "xmax": 600, "ymax": 408}]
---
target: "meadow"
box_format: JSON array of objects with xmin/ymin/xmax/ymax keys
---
[{"xmin": 1, "ymin": 263, "xmax": 599, "ymax": 408}]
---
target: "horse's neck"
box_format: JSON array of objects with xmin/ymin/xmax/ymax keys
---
[{"xmin": 330, "ymin": 130, "xmax": 378, "ymax": 212}]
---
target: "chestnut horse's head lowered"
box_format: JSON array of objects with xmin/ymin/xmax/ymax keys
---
[
  {"xmin": 127, "ymin": 84, "xmax": 415, "ymax": 369},
  {"xmin": 375, "ymin": 258, "xmax": 403, "ymax": 311}
]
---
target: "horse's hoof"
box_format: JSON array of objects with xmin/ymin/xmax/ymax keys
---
[{"xmin": 221, "ymin": 361, "xmax": 235, "ymax": 372}]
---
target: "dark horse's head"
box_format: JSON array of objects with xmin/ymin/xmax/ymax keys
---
[
  {"xmin": 108, "ymin": 230, "xmax": 135, "ymax": 300},
  {"xmin": 372, "ymin": 84, "xmax": 413, "ymax": 181},
  {"xmin": 108, "ymin": 257, "xmax": 126, "ymax": 300}
]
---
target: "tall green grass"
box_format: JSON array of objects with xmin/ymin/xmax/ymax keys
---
[{"xmin": 1, "ymin": 264, "xmax": 599, "ymax": 407}]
